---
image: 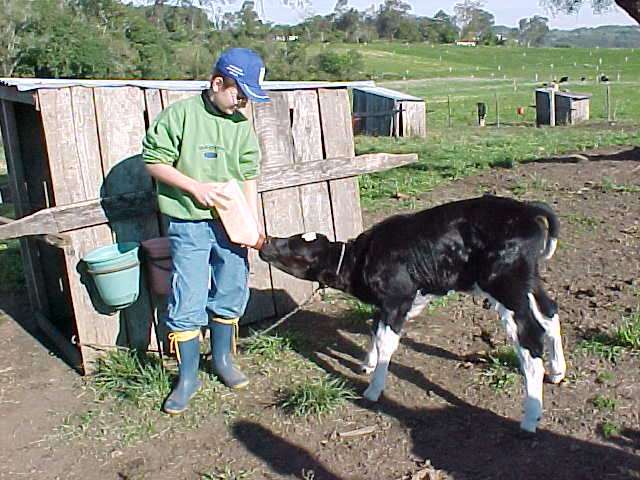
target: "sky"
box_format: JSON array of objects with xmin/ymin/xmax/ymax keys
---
[{"xmin": 260, "ymin": 0, "xmax": 638, "ymax": 29}]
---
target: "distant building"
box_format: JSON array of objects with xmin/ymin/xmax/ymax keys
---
[{"xmin": 455, "ymin": 40, "xmax": 477, "ymax": 46}]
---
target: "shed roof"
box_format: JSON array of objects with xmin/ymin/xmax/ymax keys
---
[
  {"xmin": 0, "ymin": 78, "xmax": 375, "ymax": 92},
  {"xmin": 535, "ymin": 88, "xmax": 592, "ymax": 100},
  {"xmin": 352, "ymin": 86, "xmax": 423, "ymax": 102},
  {"xmin": 554, "ymin": 91, "xmax": 592, "ymax": 100}
]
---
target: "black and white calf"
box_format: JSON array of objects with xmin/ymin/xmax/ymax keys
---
[{"xmin": 259, "ymin": 195, "xmax": 566, "ymax": 433}]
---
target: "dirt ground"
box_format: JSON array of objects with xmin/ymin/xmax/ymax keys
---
[{"xmin": 1, "ymin": 146, "xmax": 639, "ymax": 480}]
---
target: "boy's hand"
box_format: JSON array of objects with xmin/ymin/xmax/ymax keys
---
[{"xmin": 190, "ymin": 182, "xmax": 232, "ymax": 208}]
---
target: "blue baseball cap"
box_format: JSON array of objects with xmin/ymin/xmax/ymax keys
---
[{"xmin": 214, "ymin": 48, "xmax": 270, "ymax": 103}]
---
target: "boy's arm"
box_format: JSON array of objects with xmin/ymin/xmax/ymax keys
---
[{"xmin": 146, "ymin": 163, "xmax": 231, "ymax": 209}]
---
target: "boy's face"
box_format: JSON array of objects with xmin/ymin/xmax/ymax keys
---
[{"xmin": 209, "ymin": 75, "xmax": 247, "ymax": 114}]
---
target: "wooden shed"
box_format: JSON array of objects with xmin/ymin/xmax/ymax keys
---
[
  {"xmin": 0, "ymin": 78, "xmax": 416, "ymax": 374},
  {"xmin": 352, "ymin": 86, "xmax": 426, "ymax": 138},
  {"xmin": 535, "ymin": 88, "xmax": 591, "ymax": 126}
]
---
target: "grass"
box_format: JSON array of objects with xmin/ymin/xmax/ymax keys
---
[
  {"xmin": 201, "ymin": 465, "xmax": 254, "ymax": 479},
  {"xmin": 578, "ymin": 307, "xmax": 640, "ymax": 362},
  {"xmin": 600, "ymin": 421, "xmax": 622, "ymax": 439},
  {"xmin": 600, "ymin": 177, "xmax": 640, "ymax": 193},
  {"xmin": 0, "ymin": 239, "xmax": 25, "ymax": 293},
  {"xmin": 591, "ymin": 394, "xmax": 617, "ymax": 412},
  {"xmin": 280, "ymin": 374, "xmax": 357, "ymax": 417},
  {"xmin": 57, "ymin": 349, "xmax": 223, "ymax": 448},
  {"xmin": 565, "ymin": 213, "xmax": 599, "ymax": 231},
  {"xmin": 355, "ymin": 125, "xmax": 640, "ymax": 210},
  {"xmin": 480, "ymin": 345, "xmax": 520, "ymax": 392},
  {"xmin": 243, "ymin": 332, "xmax": 294, "ymax": 361}
]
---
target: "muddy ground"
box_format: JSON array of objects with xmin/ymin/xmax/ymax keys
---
[{"xmin": 1, "ymin": 146, "xmax": 639, "ymax": 480}]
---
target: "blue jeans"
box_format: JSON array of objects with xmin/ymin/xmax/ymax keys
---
[{"xmin": 166, "ymin": 217, "xmax": 250, "ymax": 332}]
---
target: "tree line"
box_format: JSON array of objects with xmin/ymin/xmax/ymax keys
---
[{"xmin": 0, "ymin": 0, "xmax": 635, "ymax": 81}]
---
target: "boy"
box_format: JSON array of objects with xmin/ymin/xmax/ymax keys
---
[{"xmin": 143, "ymin": 48, "xmax": 269, "ymax": 414}]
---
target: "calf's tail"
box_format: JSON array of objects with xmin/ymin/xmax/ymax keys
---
[{"xmin": 528, "ymin": 201, "xmax": 560, "ymax": 260}]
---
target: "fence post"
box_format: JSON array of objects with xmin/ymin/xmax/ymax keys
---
[
  {"xmin": 495, "ymin": 92, "xmax": 500, "ymax": 128},
  {"xmin": 447, "ymin": 95, "xmax": 452, "ymax": 128}
]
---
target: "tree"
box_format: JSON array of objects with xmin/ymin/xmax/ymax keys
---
[
  {"xmin": 455, "ymin": 1, "xmax": 495, "ymax": 43},
  {"xmin": 518, "ymin": 15, "xmax": 549, "ymax": 47},
  {"xmin": 376, "ymin": 0, "xmax": 412, "ymax": 40},
  {"xmin": 0, "ymin": 0, "xmax": 31, "ymax": 76},
  {"xmin": 540, "ymin": 0, "xmax": 639, "ymax": 24}
]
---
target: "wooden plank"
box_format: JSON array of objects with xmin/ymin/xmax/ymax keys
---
[
  {"xmin": 401, "ymin": 101, "xmax": 426, "ymax": 138},
  {"xmin": 93, "ymin": 86, "xmax": 159, "ymax": 352},
  {"xmin": 163, "ymin": 90, "xmax": 200, "ymax": 107},
  {"xmin": 288, "ymin": 90, "xmax": 334, "ymax": 241},
  {"xmin": 0, "ymin": 191, "xmax": 158, "ymax": 240},
  {"xmin": 259, "ymin": 153, "xmax": 417, "ymax": 192},
  {"xmin": 67, "ymin": 226, "xmax": 124, "ymax": 371},
  {"xmin": 0, "ymin": 150, "xmax": 415, "ymax": 240},
  {"xmin": 0, "ymin": 153, "xmax": 417, "ymax": 241},
  {"xmin": 318, "ymin": 89, "xmax": 364, "ymax": 242},
  {"xmin": 0, "ymin": 85, "xmax": 35, "ymax": 105},
  {"xmin": 38, "ymin": 89, "xmax": 88, "ymax": 205},
  {"xmin": 144, "ymin": 89, "xmax": 164, "ymax": 126},
  {"xmin": 243, "ymin": 197, "xmax": 275, "ymax": 324},
  {"xmin": 253, "ymin": 92, "xmax": 313, "ymax": 312},
  {"xmin": 253, "ymin": 92, "xmax": 294, "ymax": 169},
  {"xmin": 0, "ymin": 100, "xmax": 48, "ymax": 312},
  {"xmin": 37, "ymin": 89, "xmax": 117, "ymax": 373},
  {"xmin": 262, "ymin": 188, "xmax": 311, "ymax": 314}
]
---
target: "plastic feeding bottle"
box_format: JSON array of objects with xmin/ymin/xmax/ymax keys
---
[{"xmin": 211, "ymin": 180, "xmax": 265, "ymax": 249}]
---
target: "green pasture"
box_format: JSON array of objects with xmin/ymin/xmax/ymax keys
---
[
  {"xmin": 314, "ymin": 41, "xmax": 640, "ymax": 208},
  {"xmin": 320, "ymin": 42, "xmax": 640, "ymax": 126}
]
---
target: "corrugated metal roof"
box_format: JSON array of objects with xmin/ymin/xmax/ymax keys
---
[
  {"xmin": 0, "ymin": 78, "xmax": 375, "ymax": 92},
  {"xmin": 352, "ymin": 86, "xmax": 423, "ymax": 102}
]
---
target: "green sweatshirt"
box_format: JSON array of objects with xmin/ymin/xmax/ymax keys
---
[{"xmin": 142, "ymin": 92, "xmax": 261, "ymax": 221}]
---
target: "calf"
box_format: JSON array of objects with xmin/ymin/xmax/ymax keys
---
[{"xmin": 259, "ymin": 195, "xmax": 566, "ymax": 433}]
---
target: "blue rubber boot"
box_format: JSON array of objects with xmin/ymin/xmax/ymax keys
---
[
  {"xmin": 163, "ymin": 331, "xmax": 202, "ymax": 414},
  {"xmin": 210, "ymin": 319, "xmax": 249, "ymax": 389}
]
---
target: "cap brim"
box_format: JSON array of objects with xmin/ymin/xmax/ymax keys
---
[{"xmin": 238, "ymin": 82, "xmax": 270, "ymax": 103}]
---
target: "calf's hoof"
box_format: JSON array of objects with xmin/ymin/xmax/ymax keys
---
[
  {"xmin": 545, "ymin": 371, "xmax": 565, "ymax": 384},
  {"xmin": 360, "ymin": 364, "xmax": 375, "ymax": 375}
]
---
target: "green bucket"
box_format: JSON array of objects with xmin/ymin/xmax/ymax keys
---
[{"xmin": 83, "ymin": 242, "xmax": 141, "ymax": 308}]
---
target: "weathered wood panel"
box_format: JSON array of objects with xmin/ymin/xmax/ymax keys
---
[
  {"xmin": 144, "ymin": 89, "xmax": 164, "ymax": 126},
  {"xmin": 401, "ymin": 101, "xmax": 427, "ymax": 138},
  {"xmin": 94, "ymin": 86, "xmax": 159, "ymax": 352},
  {"xmin": 243, "ymin": 198, "xmax": 275, "ymax": 324},
  {"xmin": 253, "ymin": 91, "xmax": 313, "ymax": 312},
  {"xmin": 37, "ymin": 90, "xmax": 117, "ymax": 372},
  {"xmin": 0, "ymin": 154, "xmax": 418, "ymax": 241},
  {"xmin": 288, "ymin": 90, "xmax": 334, "ymax": 241},
  {"xmin": 162, "ymin": 90, "xmax": 200, "ymax": 107},
  {"xmin": 318, "ymin": 89, "xmax": 363, "ymax": 242}
]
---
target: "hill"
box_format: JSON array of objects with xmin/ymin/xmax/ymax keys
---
[{"xmin": 543, "ymin": 25, "xmax": 640, "ymax": 48}]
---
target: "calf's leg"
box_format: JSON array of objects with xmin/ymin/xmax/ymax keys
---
[
  {"xmin": 529, "ymin": 292, "xmax": 566, "ymax": 384},
  {"xmin": 362, "ymin": 322, "xmax": 400, "ymax": 401}
]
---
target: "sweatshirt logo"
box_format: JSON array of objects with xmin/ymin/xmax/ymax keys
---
[{"xmin": 199, "ymin": 144, "xmax": 224, "ymax": 160}]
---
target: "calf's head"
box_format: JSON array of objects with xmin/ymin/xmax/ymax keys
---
[{"xmin": 259, "ymin": 232, "xmax": 335, "ymax": 283}]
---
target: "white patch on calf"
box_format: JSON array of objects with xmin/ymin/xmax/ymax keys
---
[
  {"xmin": 363, "ymin": 324, "xmax": 400, "ymax": 401},
  {"xmin": 519, "ymin": 347, "xmax": 545, "ymax": 433},
  {"xmin": 301, "ymin": 232, "xmax": 317, "ymax": 242},
  {"xmin": 407, "ymin": 291, "xmax": 433, "ymax": 320},
  {"xmin": 476, "ymin": 287, "xmax": 546, "ymax": 433},
  {"xmin": 360, "ymin": 326, "xmax": 378, "ymax": 375},
  {"xmin": 528, "ymin": 293, "xmax": 566, "ymax": 384}
]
